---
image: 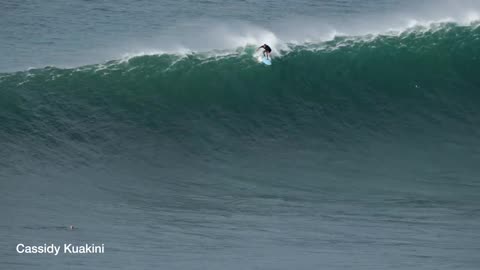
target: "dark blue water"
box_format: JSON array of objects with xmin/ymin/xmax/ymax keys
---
[{"xmin": 1, "ymin": 1, "xmax": 480, "ymax": 269}]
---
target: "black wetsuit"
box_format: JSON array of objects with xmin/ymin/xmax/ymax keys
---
[{"xmin": 261, "ymin": 44, "xmax": 272, "ymax": 53}]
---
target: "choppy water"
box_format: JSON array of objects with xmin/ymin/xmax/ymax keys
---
[{"xmin": 1, "ymin": 0, "xmax": 480, "ymax": 269}]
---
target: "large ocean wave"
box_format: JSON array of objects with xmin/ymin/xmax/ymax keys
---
[{"xmin": 1, "ymin": 22, "xmax": 480, "ymax": 171}]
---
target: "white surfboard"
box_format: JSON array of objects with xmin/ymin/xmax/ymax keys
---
[{"xmin": 262, "ymin": 57, "xmax": 272, "ymax": 65}]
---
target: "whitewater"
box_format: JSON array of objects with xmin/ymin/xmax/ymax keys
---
[{"xmin": 1, "ymin": 0, "xmax": 480, "ymax": 70}]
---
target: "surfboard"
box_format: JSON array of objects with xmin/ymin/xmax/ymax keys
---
[{"xmin": 262, "ymin": 57, "xmax": 272, "ymax": 66}]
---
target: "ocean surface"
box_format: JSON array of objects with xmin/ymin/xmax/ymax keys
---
[{"xmin": 1, "ymin": 0, "xmax": 480, "ymax": 269}]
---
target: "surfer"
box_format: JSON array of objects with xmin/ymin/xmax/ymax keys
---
[{"xmin": 258, "ymin": 44, "xmax": 272, "ymax": 60}]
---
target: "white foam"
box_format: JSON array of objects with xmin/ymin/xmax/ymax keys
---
[
  {"xmin": 117, "ymin": 7, "xmax": 479, "ymax": 61},
  {"xmin": 9, "ymin": 1, "xmax": 480, "ymax": 71}
]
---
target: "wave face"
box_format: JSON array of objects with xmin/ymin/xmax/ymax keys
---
[{"xmin": 1, "ymin": 23, "xmax": 480, "ymax": 173}]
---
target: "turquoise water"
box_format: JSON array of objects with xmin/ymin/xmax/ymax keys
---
[{"xmin": 1, "ymin": 1, "xmax": 480, "ymax": 269}]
